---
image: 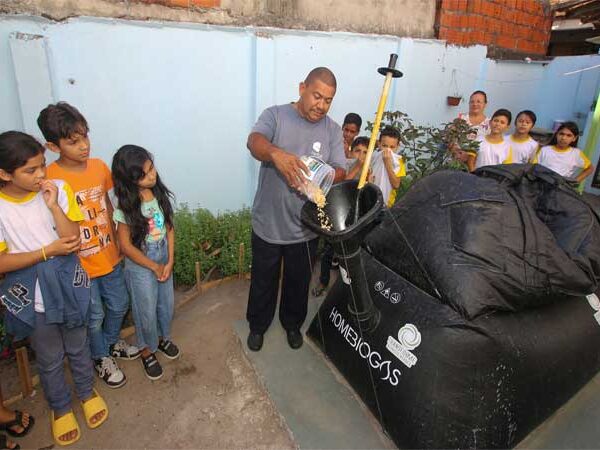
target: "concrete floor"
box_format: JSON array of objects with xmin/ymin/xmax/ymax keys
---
[{"xmin": 233, "ymin": 288, "xmax": 395, "ymax": 450}]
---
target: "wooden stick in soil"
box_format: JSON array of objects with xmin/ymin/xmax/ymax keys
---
[
  {"xmin": 15, "ymin": 347, "xmax": 33, "ymax": 397},
  {"xmin": 3, "ymin": 376, "xmax": 39, "ymax": 407},
  {"xmin": 195, "ymin": 261, "xmax": 202, "ymax": 293},
  {"xmin": 238, "ymin": 243, "xmax": 245, "ymax": 280}
]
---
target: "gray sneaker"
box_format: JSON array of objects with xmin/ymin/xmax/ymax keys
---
[
  {"xmin": 111, "ymin": 339, "xmax": 142, "ymax": 360},
  {"xmin": 95, "ymin": 356, "xmax": 127, "ymax": 388}
]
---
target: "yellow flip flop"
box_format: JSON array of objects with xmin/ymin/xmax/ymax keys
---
[
  {"xmin": 51, "ymin": 410, "xmax": 80, "ymax": 446},
  {"xmin": 81, "ymin": 389, "xmax": 108, "ymax": 429}
]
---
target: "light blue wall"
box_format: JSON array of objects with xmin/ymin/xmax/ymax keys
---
[
  {"xmin": 481, "ymin": 60, "xmax": 546, "ymax": 123},
  {"xmin": 534, "ymin": 55, "xmax": 600, "ymax": 135},
  {"xmin": 1, "ymin": 15, "xmax": 600, "ymax": 211}
]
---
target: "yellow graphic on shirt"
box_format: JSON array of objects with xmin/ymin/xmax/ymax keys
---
[{"xmin": 75, "ymin": 186, "xmax": 113, "ymax": 258}]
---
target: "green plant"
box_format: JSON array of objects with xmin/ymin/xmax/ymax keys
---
[
  {"xmin": 441, "ymin": 117, "xmax": 481, "ymax": 156},
  {"xmin": 365, "ymin": 111, "xmax": 480, "ymax": 201},
  {"xmin": 216, "ymin": 209, "xmax": 252, "ymax": 276},
  {"xmin": 173, "ymin": 206, "xmax": 252, "ymax": 287}
]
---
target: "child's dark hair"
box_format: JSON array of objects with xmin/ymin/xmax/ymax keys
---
[
  {"xmin": 0, "ymin": 131, "xmax": 45, "ymax": 175},
  {"xmin": 379, "ymin": 126, "xmax": 401, "ymax": 143},
  {"xmin": 492, "ymin": 108, "xmax": 512, "ymax": 123},
  {"xmin": 343, "ymin": 113, "xmax": 362, "ymax": 129},
  {"xmin": 549, "ymin": 121, "xmax": 580, "ymax": 147},
  {"xmin": 470, "ymin": 90, "xmax": 488, "ymax": 103},
  {"xmin": 516, "ymin": 110, "xmax": 537, "ymax": 125},
  {"xmin": 351, "ymin": 136, "xmax": 370, "ymax": 150},
  {"xmin": 37, "ymin": 102, "xmax": 89, "ymax": 145},
  {"xmin": 111, "ymin": 145, "xmax": 174, "ymax": 250}
]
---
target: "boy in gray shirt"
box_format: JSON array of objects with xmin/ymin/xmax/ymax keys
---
[{"xmin": 246, "ymin": 67, "xmax": 346, "ymax": 351}]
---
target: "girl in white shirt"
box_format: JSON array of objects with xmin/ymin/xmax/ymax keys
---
[
  {"xmin": 507, "ymin": 110, "xmax": 539, "ymax": 163},
  {"xmin": 469, "ymin": 109, "xmax": 513, "ymax": 171},
  {"xmin": 533, "ymin": 121, "xmax": 594, "ymax": 183}
]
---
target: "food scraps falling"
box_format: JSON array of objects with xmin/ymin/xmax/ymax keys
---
[
  {"xmin": 306, "ymin": 182, "xmax": 326, "ymax": 208},
  {"xmin": 317, "ymin": 206, "xmax": 332, "ymax": 231},
  {"xmin": 304, "ymin": 182, "xmax": 332, "ymax": 230}
]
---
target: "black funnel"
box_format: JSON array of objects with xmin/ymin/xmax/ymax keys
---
[
  {"xmin": 302, "ymin": 180, "xmax": 383, "ymax": 331},
  {"xmin": 301, "ymin": 180, "xmax": 383, "ymax": 243}
]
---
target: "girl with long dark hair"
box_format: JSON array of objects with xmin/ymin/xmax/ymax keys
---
[
  {"xmin": 112, "ymin": 145, "xmax": 180, "ymax": 380},
  {"xmin": 533, "ymin": 122, "xmax": 594, "ymax": 183}
]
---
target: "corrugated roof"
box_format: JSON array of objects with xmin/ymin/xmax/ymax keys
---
[{"xmin": 552, "ymin": 0, "xmax": 600, "ymax": 27}]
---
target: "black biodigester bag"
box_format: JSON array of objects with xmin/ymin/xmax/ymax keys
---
[
  {"xmin": 305, "ymin": 165, "xmax": 600, "ymax": 449},
  {"xmin": 367, "ymin": 165, "xmax": 600, "ymax": 319}
]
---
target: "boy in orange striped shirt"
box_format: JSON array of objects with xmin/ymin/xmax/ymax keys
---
[{"xmin": 39, "ymin": 103, "xmax": 140, "ymax": 389}]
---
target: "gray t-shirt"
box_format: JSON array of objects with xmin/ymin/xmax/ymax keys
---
[{"xmin": 251, "ymin": 104, "xmax": 345, "ymax": 244}]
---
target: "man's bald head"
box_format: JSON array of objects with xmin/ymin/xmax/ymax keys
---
[
  {"xmin": 296, "ymin": 67, "xmax": 337, "ymax": 123},
  {"xmin": 304, "ymin": 67, "xmax": 337, "ymax": 90}
]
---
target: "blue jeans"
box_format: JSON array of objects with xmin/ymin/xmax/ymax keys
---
[
  {"xmin": 124, "ymin": 238, "xmax": 174, "ymax": 353},
  {"xmin": 31, "ymin": 313, "xmax": 94, "ymax": 415},
  {"xmin": 89, "ymin": 264, "xmax": 130, "ymax": 360}
]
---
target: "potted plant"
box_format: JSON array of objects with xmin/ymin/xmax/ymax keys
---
[
  {"xmin": 447, "ymin": 95, "xmax": 462, "ymax": 106},
  {"xmin": 447, "ymin": 69, "xmax": 462, "ymax": 106}
]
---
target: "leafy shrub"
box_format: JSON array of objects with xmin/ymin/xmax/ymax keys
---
[
  {"xmin": 441, "ymin": 117, "xmax": 482, "ymax": 156},
  {"xmin": 173, "ymin": 206, "xmax": 252, "ymax": 287},
  {"xmin": 366, "ymin": 111, "xmax": 480, "ymax": 202}
]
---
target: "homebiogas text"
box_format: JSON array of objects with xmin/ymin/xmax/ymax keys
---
[{"xmin": 329, "ymin": 307, "xmax": 402, "ymax": 386}]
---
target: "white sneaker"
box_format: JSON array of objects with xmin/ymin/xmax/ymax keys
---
[
  {"xmin": 94, "ymin": 356, "xmax": 127, "ymax": 388},
  {"xmin": 110, "ymin": 339, "xmax": 142, "ymax": 360}
]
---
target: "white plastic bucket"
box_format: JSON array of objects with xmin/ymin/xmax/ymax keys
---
[{"xmin": 299, "ymin": 155, "xmax": 334, "ymax": 204}]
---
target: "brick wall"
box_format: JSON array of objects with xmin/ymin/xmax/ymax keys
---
[
  {"xmin": 131, "ymin": 0, "xmax": 220, "ymax": 8},
  {"xmin": 436, "ymin": 0, "xmax": 553, "ymax": 58}
]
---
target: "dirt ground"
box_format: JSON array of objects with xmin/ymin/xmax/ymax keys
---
[{"xmin": 1, "ymin": 279, "xmax": 296, "ymax": 449}]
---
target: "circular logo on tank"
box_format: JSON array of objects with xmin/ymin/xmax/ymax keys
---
[
  {"xmin": 390, "ymin": 292, "xmax": 402, "ymax": 304},
  {"xmin": 398, "ymin": 324, "xmax": 421, "ymax": 350}
]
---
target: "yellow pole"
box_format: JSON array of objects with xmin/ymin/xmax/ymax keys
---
[
  {"xmin": 583, "ymin": 90, "xmax": 600, "ymax": 161},
  {"xmin": 357, "ymin": 72, "xmax": 395, "ymax": 190},
  {"xmin": 580, "ymin": 89, "xmax": 600, "ymax": 192}
]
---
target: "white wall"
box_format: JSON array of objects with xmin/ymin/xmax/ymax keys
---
[{"xmin": 1, "ymin": 15, "xmax": 599, "ymax": 212}]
